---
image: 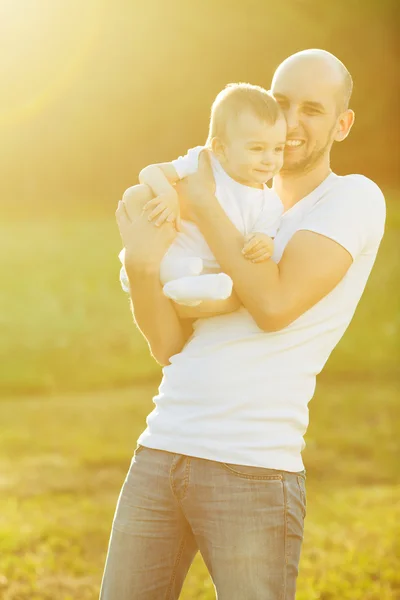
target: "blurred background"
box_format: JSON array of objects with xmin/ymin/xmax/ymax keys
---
[{"xmin": 1, "ymin": 1, "xmax": 399, "ymax": 599}]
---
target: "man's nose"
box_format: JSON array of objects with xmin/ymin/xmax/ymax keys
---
[{"xmin": 283, "ymin": 106, "xmax": 300, "ymax": 130}]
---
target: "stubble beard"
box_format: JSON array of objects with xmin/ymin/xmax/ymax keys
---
[{"xmin": 280, "ymin": 126, "xmax": 336, "ymax": 177}]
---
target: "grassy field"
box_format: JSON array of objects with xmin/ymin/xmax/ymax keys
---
[
  {"xmin": 0, "ymin": 196, "xmax": 398, "ymax": 598},
  {"xmin": 1, "ymin": 195, "xmax": 399, "ymax": 395},
  {"xmin": 0, "ymin": 379, "xmax": 399, "ymax": 600}
]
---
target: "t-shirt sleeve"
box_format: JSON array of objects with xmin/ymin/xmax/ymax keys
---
[
  {"xmin": 171, "ymin": 146, "xmax": 205, "ymax": 179},
  {"xmin": 118, "ymin": 248, "xmax": 130, "ymax": 293},
  {"xmin": 252, "ymin": 190, "xmax": 284, "ymax": 237},
  {"xmin": 119, "ymin": 265, "xmax": 130, "ymax": 293},
  {"xmin": 297, "ymin": 176, "xmax": 386, "ymax": 260}
]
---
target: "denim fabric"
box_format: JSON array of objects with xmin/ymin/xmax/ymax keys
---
[{"xmin": 100, "ymin": 445, "xmax": 306, "ymax": 599}]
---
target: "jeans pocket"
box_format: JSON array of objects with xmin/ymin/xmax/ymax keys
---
[{"xmin": 220, "ymin": 462, "xmax": 283, "ymax": 480}]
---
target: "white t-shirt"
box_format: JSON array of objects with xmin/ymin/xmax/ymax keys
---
[{"xmin": 137, "ymin": 173, "xmax": 386, "ymax": 472}]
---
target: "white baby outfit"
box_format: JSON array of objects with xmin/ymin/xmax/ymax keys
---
[{"xmin": 119, "ymin": 146, "xmax": 284, "ymax": 304}]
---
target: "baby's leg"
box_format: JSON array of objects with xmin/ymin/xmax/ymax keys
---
[
  {"xmin": 122, "ymin": 184, "xmax": 154, "ymax": 219},
  {"xmin": 119, "ymin": 184, "xmax": 177, "ymax": 293},
  {"xmin": 163, "ymin": 273, "xmax": 233, "ymax": 306}
]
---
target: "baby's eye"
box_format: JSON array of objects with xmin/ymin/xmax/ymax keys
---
[
  {"xmin": 250, "ymin": 146, "xmax": 263, "ymax": 152},
  {"xmin": 275, "ymin": 146, "xmax": 285, "ymax": 153}
]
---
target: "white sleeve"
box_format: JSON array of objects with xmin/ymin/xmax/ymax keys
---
[
  {"xmin": 171, "ymin": 146, "xmax": 205, "ymax": 179},
  {"xmin": 298, "ymin": 176, "xmax": 386, "ymax": 260},
  {"xmin": 118, "ymin": 248, "xmax": 130, "ymax": 293},
  {"xmin": 252, "ymin": 190, "xmax": 284, "ymax": 237}
]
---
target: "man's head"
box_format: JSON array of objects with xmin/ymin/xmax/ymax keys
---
[
  {"xmin": 271, "ymin": 49, "xmax": 355, "ymax": 176},
  {"xmin": 207, "ymin": 83, "xmax": 287, "ymax": 187}
]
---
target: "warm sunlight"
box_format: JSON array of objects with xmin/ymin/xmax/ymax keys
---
[
  {"xmin": 0, "ymin": 0, "xmax": 107, "ymax": 129},
  {"xmin": 1, "ymin": 4, "xmax": 398, "ymax": 596}
]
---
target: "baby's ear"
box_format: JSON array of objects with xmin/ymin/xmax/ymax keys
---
[{"xmin": 210, "ymin": 137, "xmax": 224, "ymax": 158}]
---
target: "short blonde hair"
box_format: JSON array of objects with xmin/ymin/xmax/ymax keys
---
[{"xmin": 206, "ymin": 83, "xmax": 282, "ymax": 146}]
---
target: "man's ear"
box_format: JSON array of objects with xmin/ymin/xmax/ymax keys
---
[
  {"xmin": 334, "ymin": 109, "xmax": 355, "ymax": 142},
  {"xmin": 211, "ymin": 137, "xmax": 226, "ymax": 158}
]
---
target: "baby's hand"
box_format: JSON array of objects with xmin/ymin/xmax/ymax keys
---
[
  {"xmin": 242, "ymin": 232, "xmax": 274, "ymax": 263},
  {"xmin": 143, "ymin": 190, "xmax": 181, "ymax": 230}
]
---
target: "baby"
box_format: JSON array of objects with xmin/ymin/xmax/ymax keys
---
[{"xmin": 120, "ymin": 82, "xmax": 286, "ymax": 306}]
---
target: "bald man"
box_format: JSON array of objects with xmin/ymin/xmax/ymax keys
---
[{"xmin": 101, "ymin": 50, "xmax": 386, "ymax": 599}]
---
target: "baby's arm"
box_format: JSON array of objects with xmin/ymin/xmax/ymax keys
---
[
  {"xmin": 138, "ymin": 147, "xmax": 205, "ymax": 228},
  {"xmin": 242, "ymin": 232, "xmax": 274, "ymax": 263},
  {"xmin": 139, "ymin": 162, "xmax": 180, "ymax": 190},
  {"xmin": 139, "ymin": 163, "xmax": 181, "ymax": 228}
]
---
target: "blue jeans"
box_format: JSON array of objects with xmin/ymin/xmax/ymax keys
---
[{"xmin": 100, "ymin": 445, "xmax": 307, "ymax": 599}]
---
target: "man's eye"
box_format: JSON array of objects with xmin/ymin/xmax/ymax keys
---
[{"xmin": 303, "ymin": 108, "xmax": 322, "ymax": 116}]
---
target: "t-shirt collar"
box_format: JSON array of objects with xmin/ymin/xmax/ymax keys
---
[{"xmin": 277, "ymin": 172, "xmax": 338, "ymax": 219}]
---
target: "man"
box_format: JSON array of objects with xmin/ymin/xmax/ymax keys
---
[{"xmin": 100, "ymin": 50, "xmax": 386, "ymax": 599}]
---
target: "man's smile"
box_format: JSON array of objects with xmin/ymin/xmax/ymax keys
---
[{"xmin": 285, "ymin": 139, "xmax": 305, "ymax": 150}]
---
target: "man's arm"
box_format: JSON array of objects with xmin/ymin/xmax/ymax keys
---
[
  {"xmin": 126, "ymin": 265, "xmax": 240, "ymax": 362},
  {"xmin": 176, "ymin": 158, "xmax": 353, "ymax": 331},
  {"xmin": 126, "ymin": 261, "xmax": 195, "ymax": 366},
  {"xmin": 188, "ymin": 204, "xmax": 352, "ymax": 331},
  {"xmin": 117, "ymin": 185, "xmax": 194, "ymax": 366},
  {"xmin": 173, "ymin": 291, "xmax": 241, "ymax": 319}
]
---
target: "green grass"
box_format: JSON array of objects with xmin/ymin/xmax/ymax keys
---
[
  {"xmin": 1, "ymin": 219, "xmax": 153, "ymax": 394},
  {"xmin": 1, "ymin": 197, "xmax": 398, "ymax": 596},
  {"xmin": 0, "ymin": 380, "xmax": 399, "ymax": 599},
  {"xmin": 1, "ymin": 195, "xmax": 399, "ymax": 395}
]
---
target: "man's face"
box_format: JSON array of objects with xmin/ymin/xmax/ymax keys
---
[
  {"xmin": 271, "ymin": 63, "xmax": 342, "ymax": 175},
  {"xmin": 220, "ymin": 110, "xmax": 287, "ymax": 187}
]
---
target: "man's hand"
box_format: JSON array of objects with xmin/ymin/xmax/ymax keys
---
[
  {"xmin": 143, "ymin": 190, "xmax": 182, "ymax": 231},
  {"xmin": 242, "ymin": 232, "xmax": 274, "ymax": 263}
]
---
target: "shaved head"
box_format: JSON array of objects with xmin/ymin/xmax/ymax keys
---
[
  {"xmin": 272, "ymin": 49, "xmax": 353, "ymax": 113},
  {"xmin": 271, "ymin": 49, "xmax": 355, "ymax": 175}
]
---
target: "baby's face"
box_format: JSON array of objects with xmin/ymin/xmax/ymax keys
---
[{"xmin": 218, "ymin": 111, "xmax": 287, "ymax": 188}]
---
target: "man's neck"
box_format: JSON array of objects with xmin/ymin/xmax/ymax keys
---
[{"xmin": 273, "ymin": 159, "xmax": 332, "ymax": 212}]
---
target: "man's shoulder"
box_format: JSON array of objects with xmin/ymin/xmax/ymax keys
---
[
  {"xmin": 304, "ymin": 173, "xmax": 386, "ymax": 251},
  {"xmin": 330, "ymin": 174, "xmax": 385, "ymax": 205},
  {"xmin": 316, "ymin": 174, "xmax": 386, "ymax": 226}
]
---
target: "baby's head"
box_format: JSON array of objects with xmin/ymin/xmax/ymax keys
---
[{"xmin": 206, "ymin": 83, "xmax": 287, "ymax": 188}]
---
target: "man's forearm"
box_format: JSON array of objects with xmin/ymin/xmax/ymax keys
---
[
  {"xmin": 173, "ymin": 291, "xmax": 241, "ymax": 319},
  {"xmin": 127, "ymin": 264, "xmax": 193, "ymax": 366},
  {"xmin": 191, "ymin": 196, "xmax": 280, "ymax": 329},
  {"xmin": 191, "ymin": 193, "xmax": 353, "ymax": 333}
]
